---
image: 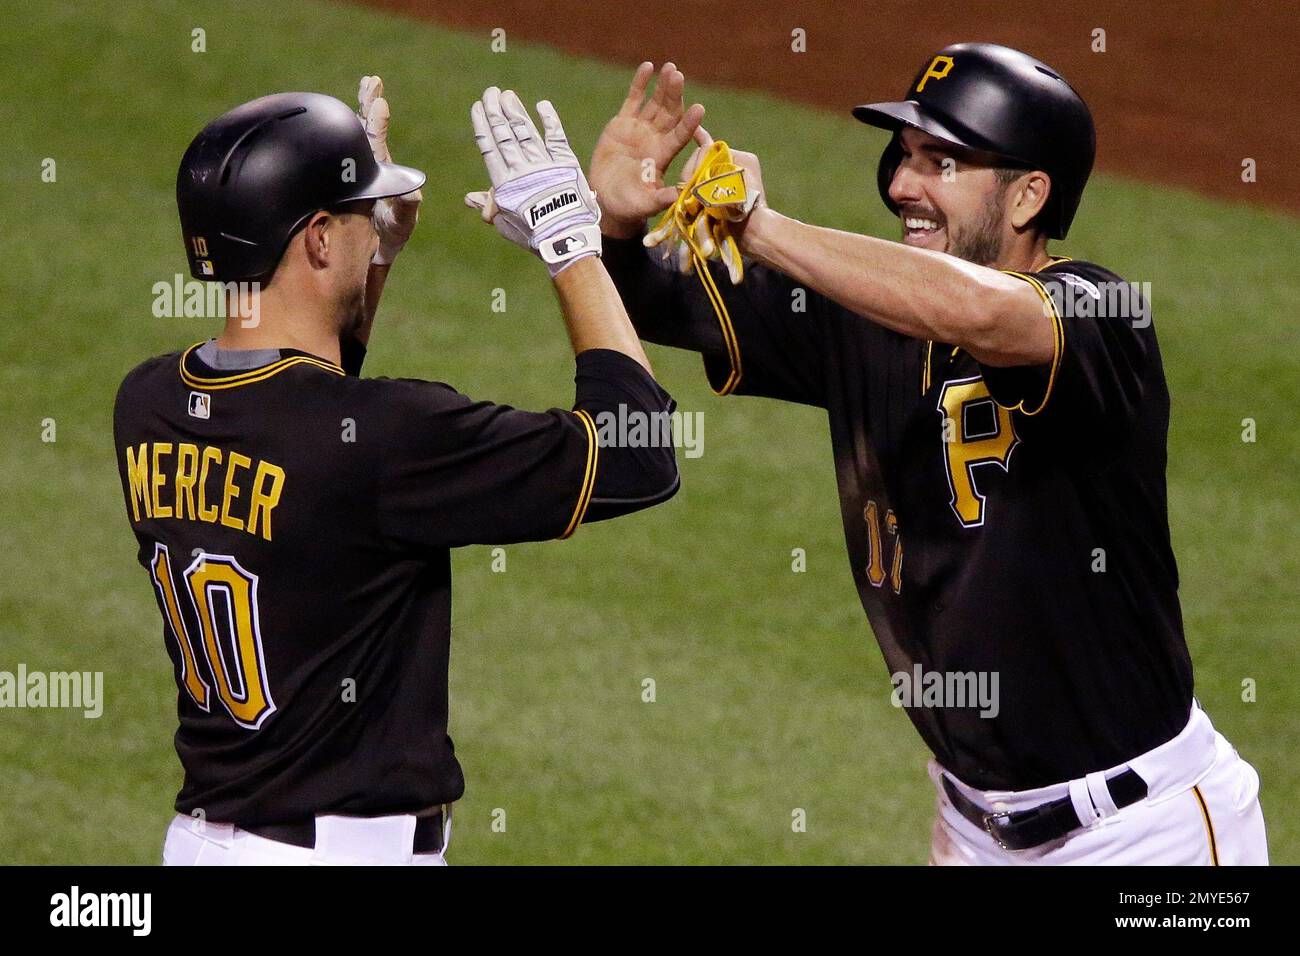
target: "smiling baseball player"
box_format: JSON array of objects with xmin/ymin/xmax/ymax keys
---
[
  {"xmin": 591, "ymin": 49, "xmax": 1268, "ymax": 864},
  {"xmin": 115, "ymin": 79, "xmax": 678, "ymax": 865}
]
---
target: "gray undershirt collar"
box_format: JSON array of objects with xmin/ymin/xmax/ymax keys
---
[{"xmin": 195, "ymin": 339, "xmax": 284, "ymax": 370}]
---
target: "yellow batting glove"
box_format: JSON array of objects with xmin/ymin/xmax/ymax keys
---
[{"xmin": 644, "ymin": 140, "xmax": 758, "ymax": 285}]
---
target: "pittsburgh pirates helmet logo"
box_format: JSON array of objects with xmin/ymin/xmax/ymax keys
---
[{"xmin": 916, "ymin": 55, "xmax": 955, "ymax": 93}]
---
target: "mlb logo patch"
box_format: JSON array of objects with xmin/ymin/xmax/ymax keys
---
[
  {"xmin": 198, "ymin": 260, "xmax": 214, "ymax": 276},
  {"xmin": 188, "ymin": 391, "xmax": 211, "ymax": 420},
  {"xmin": 549, "ymin": 233, "xmax": 590, "ymax": 257}
]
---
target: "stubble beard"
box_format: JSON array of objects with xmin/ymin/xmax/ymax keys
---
[{"xmin": 949, "ymin": 188, "xmax": 1008, "ymax": 267}]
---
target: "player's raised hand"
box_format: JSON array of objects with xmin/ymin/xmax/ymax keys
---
[
  {"xmin": 590, "ymin": 62, "xmax": 707, "ymax": 239},
  {"xmin": 359, "ymin": 75, "xmax": 422, "ymax": 266},
  {"xmin": 464, "ymin": 88, "xmax": 603, "ymax": 276}
]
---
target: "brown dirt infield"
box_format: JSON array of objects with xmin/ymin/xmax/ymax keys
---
[{"xmin": 359, "ymin": 0, "xmax": 1297, "ymax": 215}]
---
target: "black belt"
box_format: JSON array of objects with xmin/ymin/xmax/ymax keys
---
[
  {"xmin": 942, "ymin": 769, "xmax": 1148, "ymax": 851},
  {"xmin": 240, "ymin": 809, "xmax": 446, "ymax": 854}
]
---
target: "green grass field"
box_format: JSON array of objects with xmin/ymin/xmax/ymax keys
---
[{"xmin": 1, "ymin": 0, "xmax": 1296, "ymax": 864}]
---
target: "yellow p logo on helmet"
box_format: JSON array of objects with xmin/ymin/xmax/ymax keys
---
[{"xmin": 916, "ymin": 55, "xmax": 955, "ymax": 93}]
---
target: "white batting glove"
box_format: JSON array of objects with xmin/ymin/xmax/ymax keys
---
[
  {"xmin": 465, "ymin": 88, "xmax": 601, "ymax": 277},
  {"xmin": 359, "ymin": 75, "xmax": 422, "ymax": 266}
]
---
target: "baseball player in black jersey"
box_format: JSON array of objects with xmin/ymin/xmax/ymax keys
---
[
  {"xmin": 115, "ymin": 79, "xmax": 678, "ymax": 865},
  {"xmin": 591, "ymin": 48, "xmax": 1268, "ymax": 864}
]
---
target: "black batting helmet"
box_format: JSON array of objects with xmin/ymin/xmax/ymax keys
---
[
  {"xmin": 853, "ymin": 42, "xmax": 1095, "ymax": 239},
  {"xmin": 177, "ymin": 92, "xmax": 425, "ymax": 282}
]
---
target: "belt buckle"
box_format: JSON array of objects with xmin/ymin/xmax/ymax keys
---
[{"xmin": 981, "ymin": 809, "xmax": 1016, "ymax": 851}]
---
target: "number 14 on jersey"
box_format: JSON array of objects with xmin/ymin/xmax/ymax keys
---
[{"xmin": 864, "ymin": 500, "xmax": 902, "ymax": 594}]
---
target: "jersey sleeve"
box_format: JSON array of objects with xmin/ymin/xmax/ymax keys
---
[
  {"xmin": 370, "ymin": 379, "xmax": 600, "ymax": 550},
  {"xmin": 602, "ymin": 235, "xmax": 829, "ymax": 407},
  {"xmin": 368, "ymin": 350, "xmax": 679, "ymax": 550},
  {"xmin": 980, "ymin": 260, "xmax": 1152, "ymax": 434}
]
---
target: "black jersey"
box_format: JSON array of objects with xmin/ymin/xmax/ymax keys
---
[
  {"xmin": 114, "ymin": 341, "xmax": 677, "ymax": 824},
  {"xmin": 605, "ymin": 238, "xmax": 1192, "ymax": 791}
]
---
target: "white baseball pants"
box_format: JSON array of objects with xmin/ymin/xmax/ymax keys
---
[
  {"xmin": 928, "ymin": 702, "xmax": 1268, "ymax": 865},
  {"xmin": 162, "ymin": 808, "xmax": 452, "ymax": 866}
]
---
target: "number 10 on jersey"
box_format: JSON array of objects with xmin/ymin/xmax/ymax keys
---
[{"xmin": 148, "ymin": 544, "xmax": 276, "ymax": 729}]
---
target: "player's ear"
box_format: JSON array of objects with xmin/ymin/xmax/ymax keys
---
[
  {"xmin": 301, "ymin": 211, "xmax": 333, "ymax": 270},
  {"xmin": 1010, "ymin": 171, "xmax": 1051, "ymax": 231}
]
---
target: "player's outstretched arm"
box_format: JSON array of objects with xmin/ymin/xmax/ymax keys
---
[
  {"xmin": 587, "ymin": 63, "xmax": 728, "ymax": 355},
  {"xmin": 551, "ymin": 257, "xmax": 651, "ymax": 369},
  {"xmin": 740, "ymin": 207, "xmax": 1055, "ymax": 367},
  {"xmin": 587, "ymin": 65, "xmax": 812, "ymax": 378},
  {"xmin": 349, "ymin": 75, "xmax": 423, "ymax": 362},
  {"xmin": 589, "ymin": 62, "xmax": 706, "ymax": 239},
  {"xmin": 395, "ymin": 86, "xmax": 677, "ymax": 547},
  {"xmin": 464, "ymin": 87, "xmax": 652, "ymax": 372}
]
